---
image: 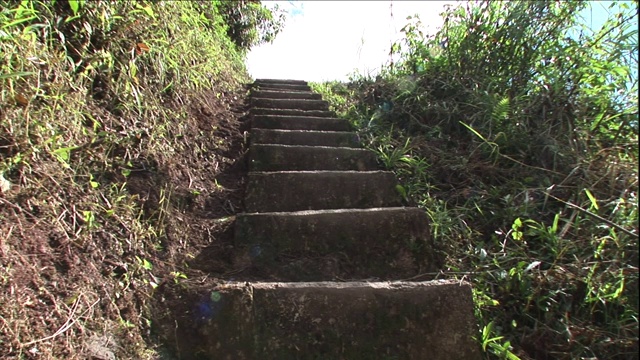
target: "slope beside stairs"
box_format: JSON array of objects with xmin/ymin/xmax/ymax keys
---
[{"xmin": 185, "ymin": 79, "xmax": 481, "ymax": 359}]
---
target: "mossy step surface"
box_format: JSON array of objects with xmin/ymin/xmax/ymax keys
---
[
  {"xmin": 252, "ymin": 83, "xmax": 312, "ymax": 92},
  {"xmin": 251, "ymin": 114, "xmax": 352, "ymax": 132},
  {"xmin": 234, "ymin": 207, "xmax": 436, "ymax": 280},
  {"xmin": 252, "ymin": 89, "xmax": 321, "ymax": 100},
  {"xmin": 249, "ymin": 144, "xmax": 378, "ymax": 171},
  {"xmin": 251, "ymin": 97, "xmax": 329, "ymax": 111},
  {"xmin": 245, "ymin": 171, "xmax": 403, "ymax": 212},
  {"xmin": 178, "ymin": 280, "xmax": 481, "ymax": 360},
  {"xmin": 250, "ymin": 107, "xmax": 334, "ymax": 117},
  {"xmin": 254, "ymin": 78, "xmax": 308, "ymax": 85},
  {"xmin": 251, "ymin": 129, "xmax": 360, "ymax": 147}
]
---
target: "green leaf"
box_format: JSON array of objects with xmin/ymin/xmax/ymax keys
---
[
  {"xmin": 137, "ymin": 257, "xmax": 153, "ymax": 270},
  {"xmin": 584, "ymin": 188, "xmax": 599, "ymax": 210},
  {"xmin": 82, "ymin": 210, "xmax": 94, "ymax": 226},
  {"xmin": 460, "ymin": 121, "xmax": 488, "ymax": 142},
  {"xmin": 1, "ymin": 15, "xmax": 37, "ymax": 30},
  {"xmin": 395, "ymin": 184, "xmax": 407, "ymax": 199},
  {"xmin": 68, "ymin": 0, "xmax": 79, "ymax": 15},
  {"xmin": 550, "ymin": 213, "xmax": 560, "ymax": 234},
  {"xmin": 142, "ymin": 5, "xmax": 154, "ymax": 17},
  {"xmin": 512, "ymin": 217, "xmax": 522, "ymax": 230},
  {"xmin": 511, "ymin": 218, "xmax": 523, "ymax": 240},
  {"xmin": 52, "ymin": 147, "xmax": 76, "ymax": 164},
  {"xmin": 0, "ymin": 72, "xmax": 36, "ymax": 80}
]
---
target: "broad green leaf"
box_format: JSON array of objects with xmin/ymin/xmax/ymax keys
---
[
  {"xmin": 512, "ymin": 217, "xmax": 522, "ymax": 230},
  {"xmin": 142, "ymin": 6, "xmax": 154, "ymax": 17},
  {"xmin": 52, "ymin": 147, "xmax": 75, "ymax": 163},
  {"xmin": 142, "ymin": 258, "xmax": 152, "ymax": 270},
  {"xmin": 68, "ymin": 0, "xmax": 79, "ymax": 15}
]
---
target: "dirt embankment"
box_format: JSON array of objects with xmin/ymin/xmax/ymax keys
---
[{"xmin": 0, "ymin": 86, "xmax": 250, "ymax": 359}]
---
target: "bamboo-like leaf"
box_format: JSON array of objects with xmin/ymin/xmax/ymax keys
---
[
  {"xmin": 459, "ymin": 121, "xmax": 488, "ymax": 142},
  {"xmin": 1, "ymin": 15, "xmax": 37, "ymax": 29},
  {"xmin": 584, "ymin": 188, "xmax": 599, "ymax": 210},
  {"xmin": 0, "ymin": 71, "xmax": 35, "ymax": 80}
]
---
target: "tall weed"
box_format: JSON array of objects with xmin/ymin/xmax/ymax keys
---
[
  {"xmin": 316, "ymin": 1, "xmax": 639, "ymax": 358},
  {"xmin": 0, "ymin": 0, "xmax": 270, "ymax": 357}
]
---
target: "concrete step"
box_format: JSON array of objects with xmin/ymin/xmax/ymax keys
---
[
  {"xmin": 252, "ymin": 89, "xmax": 321, "ymax": 100},
  {"xmin": 251, "ymin": 129, "xmax": 360, "ymax": 147},
  {"xmin": 245, "ymin": 171, "xmax": 403, "ymax": 212},
  {"xmin": 179, "ymin": 280, "xmax": 480, "ymax": 359},
  {"xmin": 250, "ymin": 108, "xmax": 334, "ymax": 117},
  {"xmin": 252, "ymin": 83, "xmax": 312, "ymax": 92},
  {"xmin": 254, "ymin": 78, "xmax": 308, "ymax": 86},
  {"xmin": 251, "ymin": 98, "xmax": 329, "ymax": 111},
  {"xmin": 234, "ymin": 207, "xmax": 436, "ymax": 280},
  {"xmin": 252, "ymin": 115, "xmax": 352, "ymax": 132},
  {"xmin": 249, "ymin": 144, "xmax": 378, "ymax": 171}
]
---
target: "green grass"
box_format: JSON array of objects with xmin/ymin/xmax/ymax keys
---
[
  {"xmin": 0, "ymin": 0, "xmax": 255, "ymax": 358},
  {"xmin": 312, "ymin": 1, "xmax": 639, "ymax": 359}
]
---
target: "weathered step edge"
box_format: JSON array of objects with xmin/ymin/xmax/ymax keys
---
[
  {"xmin": 252, "ymin": 83, "xmax": 312, "ymax": 92},
  {"xmin": 252, "ymin": 89, "xmax": 322, "ymax": 100},
  {"xmin": 249, "ymin": 144, "xmax": 379, "ymax": 171},
  {"xmin": 178, "ymin": 280, "xmax": 481, "ymax": 360},
  {"xmin": 235, "ymin": 207, "xmax": 430, "ymax": 252},
  {"xmin": 234, "ymin": 207, "xmax": 437, "ymax": 280},
  {"xmin": 251, "ymin": 98, "xmax": 329, "ymax": 111},
  {"xmin": 250, "ymin": 108, "xmax": 334, "ymax": 117},
  {"xmin": 254, "ymin": 78, "xmax": 308, "ymax": 85},
  {"xmin": 251, "ymin": 115, "xmax": 352, "ymax": 132},
  {"xmin": 251, "ymin": 129, "xmax": 361, "ymax": 147},
  {"xmin": 245, "ymin": 171, "xmax": 403, "ymax": 212}
]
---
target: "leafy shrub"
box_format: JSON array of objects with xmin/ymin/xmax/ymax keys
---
[
  {"xmin": 0, "ymin": 0, "xmax": 253, "ymax": 357},
  {"xmin": 212, "ymin": 0, "xmax": 286, "ymax": 52},
  {"xmin": 316, "ymin": 1, "xmax": 638, "ymax": 359}
]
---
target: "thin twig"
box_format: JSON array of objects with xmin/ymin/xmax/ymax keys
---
[
  {"xmin": 544, "ymin": 191, "xmax": 638, "ymax": 238},
  {"xmin": 21, "ymin": 295, "xmax": 100, "ymax": 347},
  {"xmin": 0, "ymin": 198, "xmax": 36, "ymax": 218}
]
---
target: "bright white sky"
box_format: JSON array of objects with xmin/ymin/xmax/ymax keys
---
[
  {"xmin": 246, "ymin": 1, "xmax": 634, "ymax": 83},
  {"xmin": 246, "ymin": 1, "xmax": 457, "ymax": 82}
]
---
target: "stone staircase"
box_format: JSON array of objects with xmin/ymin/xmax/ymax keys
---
[{"xmin": 188, "ymin": 79, "xmax": 481, "ymax": 359}]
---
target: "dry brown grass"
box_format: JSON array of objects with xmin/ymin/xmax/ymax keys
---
[{"xmin": 1, "ymin": 1, "xmax": 252, "ymax": 358}]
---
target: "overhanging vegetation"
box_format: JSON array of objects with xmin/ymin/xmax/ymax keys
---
[
  {"xmin": 0, "ymin": 0, "xmax": 282, "ymax": 358},
  {"xmin": 313, "ymin": 1, "xmax": 638, "ymax": 359}
]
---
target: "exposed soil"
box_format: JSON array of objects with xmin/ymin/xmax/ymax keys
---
[{"xmin": 0, "ymin": 85, "xmax": 251, "ymax": 359}]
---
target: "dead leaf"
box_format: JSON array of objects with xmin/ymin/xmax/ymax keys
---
[
  {"xmin": 136, "ymin": 42, "xmax": 150, "ymax": 54},
  {"xmin": 0, "ymin": 172, "xmax": 11, "ymax": 193},
  {"xmin": 14, "ymin": 93, "xmax": 28, "ymax": 106}
]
